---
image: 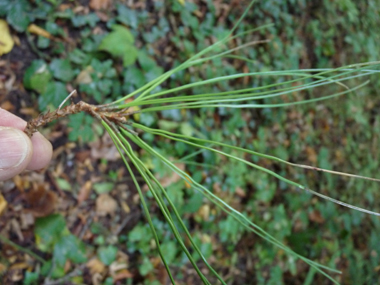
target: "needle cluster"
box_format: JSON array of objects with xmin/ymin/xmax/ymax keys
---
[{"xmin": 24, "ymin": 99, "xmax": 136, "ymax": 137}]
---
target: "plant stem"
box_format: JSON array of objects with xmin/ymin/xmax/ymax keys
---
[{"xmin": 0, "ymin": 235, "xmax": 46, "ymax": 263}]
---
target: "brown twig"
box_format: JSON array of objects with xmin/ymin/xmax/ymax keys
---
[{"xmin": 24, "ymin": 91, "xmax": 138, "ymax": 137}]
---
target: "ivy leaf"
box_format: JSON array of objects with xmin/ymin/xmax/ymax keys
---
[
  {"xmin": 38, "ymin": 81, "xmax": 68, "ymax": 111},
  {"xmin": 139, "ymin": 257, "xmax": 154, "ymax": 276},
  {"xmin": 6, "ymin": 0, "xmax": 31, "ymax": 32},
  {"xmin": 50, "ymin": 59, "xmax": 74, "ymax": 82},
  {"xmin": 116, "ymin": 4, "xmax": 138, "ymax": 29},
  {"xmin": 35, "ymin": 214, "xmax": 66, "ymax": 252},
  {"xmin": 97, "ymin": 245, "xmax": 117, "ymax": 266},
  {"xmin": 68, "ymin": 113, "xmax": 94, "ymax": 142},
  {"xmin": 23, "ymin": 60, "xmax": 52, "ymax": 94},
  {"xmin": 98, "ymin": 25, "xmax": 138, "ymax": 66},
  {"xmin": 53, "ymin": 234, "xmax": 87, "ymax": 267}
]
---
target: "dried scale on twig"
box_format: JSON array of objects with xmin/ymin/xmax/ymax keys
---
[{"xmin": 24, "ymin": 90, "xmax": 139, "ymax": 137}]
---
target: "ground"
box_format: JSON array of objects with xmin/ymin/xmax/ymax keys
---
[{"xmin": 1, "ymin": 1, "xmax": 380, "ymax": 284}]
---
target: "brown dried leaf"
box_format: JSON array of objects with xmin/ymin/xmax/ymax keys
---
[
  {"xmin": 89, "ymin": 0, "xmax": 111, "ymax": 10},
  {"xmin": 90, "ymin": 133, "xmax": 120, "ymax": 161},
  {"xmin": 308, "ymin": 210, "xmax": 325, "ymax": 224},
  {"xmin": 96, "ymin": 194, "xmax": 118, "ymax": 216},
  {"xmin": 0, "ymin": 101, "xmax": 14, "ymax": 111},
  {"xmin": 20, "ymin": 212, "xmax": 34, "ymax": 229},
  {"xmin": 113, "ymin": 270, "xmax": 134, "ymax": 282},
  {"xmin": 87, "ymin": 258, "xmax": 106, "ymax": 274},
  {"xmin": 158, "ymin": 163, "xmax": 185, "ymax": 188},
  {"xmin": 23, "ymin": 185, "xmax": 57, "ymax": 217},
  {"xmin": 77, "ymin": 181, "xmax": 92, "ymax": 204},
  {"xmin": 305, "ymin": 146, "xmax": 317, "ymax": 164},
  {"xmin": 75, "ymin": 67, "xmax": 93, "ymax": 84},
  {"xmin": 0, "ymin": 193, "xmax": 7, "ymax": 216},
  {"xmin": 235, "ymin": 187, "xmax": 246, "ymax": 198}
]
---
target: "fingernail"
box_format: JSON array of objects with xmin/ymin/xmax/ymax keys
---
[{"xmin": 0, "ymin": 127, "xmax": 29, "ymax": 169}]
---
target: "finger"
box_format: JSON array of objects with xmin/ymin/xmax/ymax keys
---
[
  {"xmin": 0, "ymin": 127, "xmax": 33, "ymax": 181},
  {"xmin": 0, "ymin": 108, "xmax": 53, "ymax": 172},
  {"xmin": 27, "ymin": 132, "xmax": 53, "ymax": 170},
  {"xmin": 0, "ymin": 108, "xmax": 26, "ymax": 130}
]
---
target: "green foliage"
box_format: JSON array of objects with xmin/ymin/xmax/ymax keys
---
[
  {"xmin": 23, "ymin": 60, "xmax": 52, "ymax": 94},
  {"xmin": 1, "ymin": 0, "xmax": 31, "ymax": 32},
  {"xmin": 98, "ymin": 25, "xmax": 138, "ymax": 67},
  {"xmin": 34, "ymin": 214, "xmax": 87, "ymax": 278},
  {"xmin": 93, "ymin": 182, "xmax": 115, "ymax": 194},
  {"xmin": 67, "ymin": 113, "xmax": 94, "ymax": 142},
  {"xmin": 49, "ymin": 59, "xmax": 74, "ymax": 82},
  {"xmin": 15, "ymin": 0, "xmax": 380, "ymax": 284},
  {"xmin": 23, "ymin": 271, "xmax": 39, "ymax": 285},
  {"xmin": 38, "ymin": 81, "xmax": 68, "ymax": 111},
  {"xmin": 97, "ymin": 245, "xmax": 117, "ymax": 266},
  {"xmin": 78, "ymin": 59, "xmax": 118, "ymax": 103}
]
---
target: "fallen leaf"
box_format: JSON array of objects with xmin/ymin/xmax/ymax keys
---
[
  {"xmin": 77, "ymin": 181, "xmax": 92, "ymax": 204},
  {"xmin": 0, "ymin": 101, "xmax": 15, "ymax": 111},
  {"xmin": 90, "ymin": 133, "xmax": 121, "ymax": 161},
  {"xmin": 305, "ymin": 146, "xmax": 317, "ymax": 164},
  {"xmin": 121, "ymin": 201, "xmax": 130, "ymax": 213},
  {"xmin": 0, "ymin": 20, "xmax": 14, "ymax": 55},
  {"xmin": 96, "ymin": 194, "xmax": 118, "ymax": 216},
  {"xmin": 197, "ymin": 204, "xmax": 210, "ymax": 221},
  {"xmin": 112, "ymin": 270, "xmax": 134, "ymax": 281},
  {"xmin": 235, "ymin": 187, "xmax": 246, "ymax": 198},
  {"xmin": 75, "ymin": 150, "xmax": 91, "ymax": 162},
  {"xmin": 27, "ymin": 24, "xmax": 53, "ymax": 39},
  {"xmin": 20, "ymin": 212, "xmax": 34, "ymax": 229},
  {"xmin": 23, "ymin": 185, "xmax": 57, "ymax": 217},
  {"xmin": 89, "ymin": 0, "xmax": 111, "ymax": 10},
  {"xmin": 75, "ymin": 66, "xmax": 93, "ymax": 84},
  {"xmin": 0, "ymin": 193, "xmax": 7, "ymax": 216},
  {"xmin": 158, "ymin": 163, "xmax": 185, "ymax": 187},
  {"xmin": 87, "ymin": 258, "xmax": 106, "ymax": 274},
  {"xmin": 308, "ymin": 210, "xmax": 325, "ymax": 224}
]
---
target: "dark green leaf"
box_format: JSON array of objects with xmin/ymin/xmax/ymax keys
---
[
  {"xmin": 23, "ymin": 271, "xmax": 39, "ymax": 285},
  {"xmin": 98, "ymin": 245, "xmax": 117, "ymax": 266},
  {"xmin": 161, "ymin": 241, "xmax": 177, "ymax": 264},
  {"xmin": 97, "ymin": 79, "xmax": 113, "ymax": 95},
  {"xmin": 69, "ymin": 49, "xmax": 90, "ymax": 65},
  {"xmin": 45, "ymin": 21, "xmax": 64, "ymax": 36},
  {"xmin": 7, "ymin": 0, "xmax": 31, "ymax": 32},
  {"xmin": 23, "ymin": 60, "xmax": 52, "ymax": 93},
  {"xmin": 38, "ymin": 81, "xmax": 68, "ymax": 111},
  {"xmin": 139, "ymin": 257, "xmax": 154, "ymax": 276},
  {"xmin": 117, "ymin": 4, "xmax": 138, "ymax": 29},
  {"xmin": 34, "ymin": 214, "xmax": 66, "ymax": 251},
  {"xmin": 50, "ymin": 59, "xmax": 74, "ymax": 82},
  {"xmin": 98, "ymin": 25, "xmax": 138, "ymax": 66},
  {"xmin": 68, "ymin": 113, "xmax": 94, "ymax": 142},
  {"xmin": 37, "ymin": 36, "xmax": 50, "ymax": 49},
  {"xmin": 54, "ymin": 234, "xmax": 87, "ymax": 266}
]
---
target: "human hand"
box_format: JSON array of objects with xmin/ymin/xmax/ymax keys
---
[{"xmin": 0, "ymin": 108, "xmax": 52, "ymax": 181}]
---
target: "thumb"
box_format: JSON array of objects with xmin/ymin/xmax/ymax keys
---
[{"xmin": 0, "ymin": 126, "xmax": 33, "ymax": 181}]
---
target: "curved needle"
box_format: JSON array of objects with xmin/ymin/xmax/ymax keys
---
[{"xmin": 58, "ymin": 90, "xmax": 77, "ymax": 110}]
